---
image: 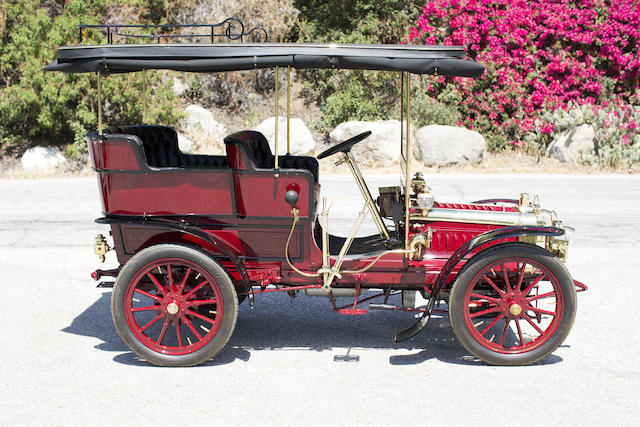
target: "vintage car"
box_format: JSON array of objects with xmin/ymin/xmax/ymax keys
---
[{"xmin": 46, "ymin": 20, "xmax": 586, "ymax": 367}]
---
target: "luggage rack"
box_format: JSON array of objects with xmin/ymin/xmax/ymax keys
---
[{"xmin": 77, "ymin": 17, "xmax": 268, "ymax": 44}]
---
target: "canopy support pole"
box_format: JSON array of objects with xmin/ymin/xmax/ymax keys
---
[
  {"xmin": 400, "ymin": 72, "xmax": 404, "ymax": 156},
  {"xmin": 97, "ymin": 72, "xmax": 103, "ymax": 136},
  {"xmin": 274, "ymin": 66, "xmax": 279, "ymax": 172},
  {"xmin": 403, "ymin": 71, "xmax": 412, "ymax": 252},
  {"xmin": 286, "ymin": 65, "xmax": 291, "ymax": 154}
]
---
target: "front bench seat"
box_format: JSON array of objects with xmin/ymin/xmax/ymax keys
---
[{"xmin": 224, "ymin": 130, "xmax": 319, "ymax": 181}]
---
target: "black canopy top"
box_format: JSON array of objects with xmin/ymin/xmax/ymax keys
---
[{"xmin": 44, "ymin": 43, "xmax": 484, "ymax": 77}]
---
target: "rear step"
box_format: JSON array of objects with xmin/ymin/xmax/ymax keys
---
[{"xmin": 338, "ymin": 308, "xmax": 367, "ymax": 315}]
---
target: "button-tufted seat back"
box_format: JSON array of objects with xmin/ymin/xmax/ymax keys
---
[
  {"xmin": 108, "ymin": 125, "xmax": 228, "ymax": 168},
  {"xmin": 224, "ymin": 130, "xmax": 319, "ymax": 181}
]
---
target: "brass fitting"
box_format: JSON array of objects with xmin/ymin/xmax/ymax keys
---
[
  {"xmin": 548, "ymin": 238, "xmax": 569, "ymax": 263},
  {"xmin": 408, "ymin": 228, "xmax": 433, "ymax": 260},
  {"xmin": 94, "ymin": 234, "xmax": 111, "ymax": 263},
  {"xmin": 411, "ymin": 172, "xmax": 427, "ymax": 194}
]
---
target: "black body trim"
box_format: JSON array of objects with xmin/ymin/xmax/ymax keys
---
[{"xmin": 97, "ymin": 216, "xmax": 252, "ymax": 295}]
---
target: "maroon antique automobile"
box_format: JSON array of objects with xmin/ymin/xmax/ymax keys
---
[{"xmin": 46, "ymin": 21, "xmax": 586, "ymax": 366}]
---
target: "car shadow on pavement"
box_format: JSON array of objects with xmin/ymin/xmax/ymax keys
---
[{"xmin": 62, "ymin": 291, "xmax": 562, "ymax": 367}]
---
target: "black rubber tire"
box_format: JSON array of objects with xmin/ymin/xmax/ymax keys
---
[
  {"xmin": 449, "ymin": 243, "xmax": 576, "ymax": 366},
  {"xmin": 111, "ymin": 244, "xmax": 238, "ymax": 367}
]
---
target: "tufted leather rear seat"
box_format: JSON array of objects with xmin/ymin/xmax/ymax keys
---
[
  {"xmin": 108, "ymin": 125, "xmax": 228, "ymax": 168},
  {"xmin": 224, "ymin": 130, "xmax": 319, "ymax": 181}
]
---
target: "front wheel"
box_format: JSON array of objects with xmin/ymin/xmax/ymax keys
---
[
  {"xmin": 449, "ymin": 243, "xmax": 576, "ymax": 366},
  {"xmin": 111, "ymin": 244, "xmax": 238, "ymax": 367}
]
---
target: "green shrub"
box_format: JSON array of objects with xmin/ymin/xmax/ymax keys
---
[
  {"xmin": 0, "ymin": 0, "xmax": 180, "ymax": 157},
  {"xmin": 292, "ymin": 0, "xmax": 423, "ymax": 130}
]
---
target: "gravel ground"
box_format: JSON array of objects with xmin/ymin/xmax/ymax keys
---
[{"xmin": 1, "ymin": 173, "xmax": 639, "ymax": 426}]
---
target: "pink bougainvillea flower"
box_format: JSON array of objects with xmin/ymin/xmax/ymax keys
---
[{"xmin": 407, "ymin": 0, "xmax": 640, "ymax": 148}]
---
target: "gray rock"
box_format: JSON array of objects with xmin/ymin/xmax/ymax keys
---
[
  {"xmin": 329, "ymin": 120, "xmax": 409, "ymax": 166},
  {"xmin": 21, "ymin": 146, "xmax": 66, "ymax": 172},
  {"xmin": 414, "ymin": 125, "xmax": 486, "ymax": 166},
  {"xmin": 547, "ymin": 124, "xmax": 595, "ymax": 163},
  {"xmin": 181, "ymin": 104, "xmax": 226, "ymax": 143},
  {"xmin": 177, "ymin": 133, "xmax": 194, "ymax": 153},
  {"xmin": 256, "ymin": 116, "xmax": 315, "ymax": 155},
  {"xmin": 172, "ymin": 77, "xmax": 187, "ymax": 97}
]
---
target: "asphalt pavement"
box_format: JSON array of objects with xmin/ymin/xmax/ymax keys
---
[{"xmin": 1, "ymin": 173, "xmax": 639, "ymax": 425}]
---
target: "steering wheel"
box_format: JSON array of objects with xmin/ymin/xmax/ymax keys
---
[{"xmin": 317, "ymin": 131, "xmax": 372, "ymax": 159}]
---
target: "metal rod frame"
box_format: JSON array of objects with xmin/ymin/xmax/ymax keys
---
[
  {"xmin": 344, "ymin": 152, "xmax": 390, "ymax": 239},
  {"xmin": 78, "ymin": 19, "xmax": 268, "ymax": 45},
  {"xmin": 274, "ymin": 66, "xmax": 279, "ymax": 171},
  {"xmin": 403, "ymin": 71, "xmax": 411, "ymax": 252},
  {"xmin": 97, "ymin": 72, "xmax": 103, "ymax": 135},
  {"xmin": 287, "ymin": 65, "xmax": 291, "ymax": 154}
]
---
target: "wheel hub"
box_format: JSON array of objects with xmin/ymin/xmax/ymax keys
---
[
  {"xmin": 509, "ymin": 303, "xmax": 522, "ymax": 316},
  {"xmin": 166, "ymin": 301, "xmax": 179, "ymax": 315}
]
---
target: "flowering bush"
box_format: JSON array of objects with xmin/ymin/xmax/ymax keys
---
[
  {"xmin": 407, "ymin": 0, "xmax": 640, "ymax": 152},
  {"xmin": 524, "ymin": 102, "xmax": 640, "ymax": 167}
]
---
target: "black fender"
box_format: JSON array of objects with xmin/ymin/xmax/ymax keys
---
[
  {"xmin": 393, "ymin": 225, "xmax": 565, "ymax": 342},
  {"xmin": 96, "ymin": 215, "xmax": 252, "ymax": 297}
]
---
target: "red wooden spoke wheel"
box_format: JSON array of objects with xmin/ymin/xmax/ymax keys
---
[
  {"xmin": 450, "ymin": 244, "xmax": 576, "ymax": 366},
  {"xmin": 111, "ymin": 245, "xmax": 238, "ymax": 367}
]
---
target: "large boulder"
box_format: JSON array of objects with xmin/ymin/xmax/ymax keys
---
[
  {"xmin": 181, "ymin": 104, "xmax": 227, "ymax": 143},
  {"xmin": 414, "ymin": 125, "xmax": 486, "ymax": 166},
  {"xmin": 546, "ymin": 124, "xmax": 595, "ymax": 163},
  {"xmin": 256, "ymin": 116, "xmax": 315, "ymax": 155},
  {"xmin": 172, "ymin": 77, "xmax": 188, "ymax": 97},
  {"xmin": 177, "ymin": 133, "xmax": 194, "ymax": 153},
  {"xmin": 329, "ymin": 120, "xmax": 408, "ymax": 166},
  {"xmin": 21, "ymin": 146, "xmax": 66, "ymax": 172}
]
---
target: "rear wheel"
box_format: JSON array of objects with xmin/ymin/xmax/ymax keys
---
[
  {"xmin": 449, "ymin": 244, "xmax": 576, "ymax": 366},
  {"xmin": 111, "ymin": 244, "xmax": 238, "ymax": 367}
]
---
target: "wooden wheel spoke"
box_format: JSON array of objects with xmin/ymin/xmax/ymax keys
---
[
  {"xmin": 186, "ymin": 308, "xmax": 215, "ymax": 324},
  {"xmin": 516, "ymin": 262, "xmax": 526, "ymax": 291},
  {"xmin": 146, "ymin": 272, "xmax": 168, "ymax": 295},
  {"xmin": 139, "ymin": 313, "xmax": 164, "ymax": 332},
  {"xmin": 522, "ymin": 273, "xmax": 546, "ymax": 296},
  {"xmin": 187, "ymin": 298, "xmax": 217, "ymax": 307},
  {"xmin": 175, "ymin": 321, "xmax": 183, "ymax": 347},
  {"xmin": 470, "ymin": 293, "xmax": 500, "ymax": 305},
  {"xmin": 480, "ymin": 314, "xmax": 504, "ymax": 336},
  {"xmin": 502, "ymin": 263, "xmax": 512, "ymax": 292},
  {"xmin": 157, "ymin": 319, "xmax": 169, "ymax": 345},
  {"xmin": 483, "ymin": 275, "xmax": 505, "ymax": 295},
  {"xmin": 515, "ymin": 318, "xmax": 525, "ymax": 347},
  {"xmin": 133, "ymin": 288, "xmax": 161, "ymax": 302},
  {"xmin": 522, "ymin": 313, "xmax": 545, "ymax": 335},
  {"xmin": 470, "ymin": 306, "xmax": 502, "ymax": 318},
  {"xmin": 167, "ymin": 264, "xmax": 174, "ymax": 290},
  {"xmin": 131, "ymin": 305, "xmax": 160, "ymax": 313},
  {"xmin": 183, "ymin": 280, "xmax": 209, "ymax": 300},
  {"xmin": 178, "ymin": 267, "xmax": 192, "ymax": 293},
  {"xmin": 183, "ymin": 318, "xmax": 202, "ymax": 341},
  {"xmin": 499, "ymin": 318, "xmax": 510, "ymax": 346},
  {"xmin": 528, "ymin": 306, "xmax": 556, "ymax": 317},
  {"xmin": 528, "ymin": 291, "xmax": 556, "ymax": 302}
]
